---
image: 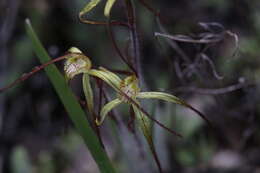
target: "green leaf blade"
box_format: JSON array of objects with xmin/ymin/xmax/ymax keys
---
[{"xmin": 25, "ymin": 19, "xmax": 116, "ymax": 173}]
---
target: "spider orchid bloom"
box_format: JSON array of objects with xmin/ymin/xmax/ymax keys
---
[
  {"xmin": 65, "ymin": 61, "xmax": 209, "ymax": 172},
  {"xmin": 88, "ymin": 68, "xmax": 164, "ymax": 170},
  {"xmin": 89, "ymin": 68, "xmax": 209, "ymax": 127},
  {"xmin": 79, "ymin": 0, "xmax": 117, "ymax": 25},
  {"xmin": 64, "ymin": 47, "xmax": 92, "ymax": 79},
  {"xmin": 63, "ymin": 47, "xmax": 94, "ymax": 114},
  {"xmin": 88, "ymin": 68, "xmax": 210, "ymax": 172}
]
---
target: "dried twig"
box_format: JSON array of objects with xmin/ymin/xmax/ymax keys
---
[{"xmin": 200, "ymin": 53, "xmax": 224, "ymax": 80}]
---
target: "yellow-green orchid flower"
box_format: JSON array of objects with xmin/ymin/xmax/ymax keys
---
[
  {"xmin": 79, "ymin": 0, "xmax": 117, "ymax": 25},
  {"xmin": 89, "ymin": 68, "xmax": 209, "ymax": 127},
  {"xmin": 64, "ymin": 47, "xmax": 94, "ymax": 115},
  {"xmin": 88, "ymin": 67, "xmax": 210, "ymax": 172},
  {"xmin": 64, "ymin": 47, "xmax": 92, "ymax": 79},
  {"xmin": 63, "ymin": 50, "xmax": 209, "ymax": 172}
]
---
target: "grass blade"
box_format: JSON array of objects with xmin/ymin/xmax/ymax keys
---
[{"xmin": 25, "ymin": 18, "xmax": 116, "ymax": 173}]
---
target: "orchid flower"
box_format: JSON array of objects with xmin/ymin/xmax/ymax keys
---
[
  {"xmin": 64, "ymin": 47, "xmax": 94, "ymax": 115},
  {"xmin": 64, "ymin": 48, "xmax": 210, "ymax": 172},
  {"xmin": 87, "ymin": 67, "xmax": 210, "ymax": 172},
  {"xmin": 87, "ymin": 68, "xmax": 210, "ymax": 127},
  {"xmin": 79, "ymin": 0, "xmax": 117, "ymax": 25}
]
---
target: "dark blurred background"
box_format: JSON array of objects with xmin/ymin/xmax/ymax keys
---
[{"xmin": 1, "ymin": 0, "xmax": 260, "ymax": 173}]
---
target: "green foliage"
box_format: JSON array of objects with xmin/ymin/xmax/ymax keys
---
[{"xmin": 25, "ymin": 19, "xmax": 116, "ymax": 173}]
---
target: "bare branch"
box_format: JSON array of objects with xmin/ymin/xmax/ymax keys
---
[
  {"xmin": 200, "ymin": 53, "xmax": 224, "ymax": 80},
  {"xmin": 155, "ymin": 32, "xmax": 223, "ymax": 44}
]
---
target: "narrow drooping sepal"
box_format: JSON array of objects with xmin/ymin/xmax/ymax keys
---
[
  {"xmin": 137, "ymin": 92, "xmax": 211, "ymax": 125},
  {"xmin": 132, "ymin": 104, "xmax": 163, "ymax": 173},
  {"xmin": 79, "ymin": 0, "xmax": 101, "ymax": 17},
  {"xmin": 79, "ymin": 0, "xmax": 120, "ymax": 25},
  {"xmin": 88, "ymin": 68, "xmax": 122, "ymax": 91},
  {"xmin": 83, "ymin": 73, "xmax": 94, "ymax": 114},
  {"xmin": 104, "ymin": 0, "xmax": 117, "ymax": 17},
  {"xmin": 99, "ymin": 67, "xmax": 122, "ymax": 85},
  {"xmin": 97, "ymin": 98, "xmax": 123, "ymax": 125}
]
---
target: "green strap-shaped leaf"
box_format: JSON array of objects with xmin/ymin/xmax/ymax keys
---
[
  {"xmin": 83, "ymin": 73, "xmax": 94, "ymax": 113},
  {"xmin": 97, "ymin": 98, "xmax": 122, "ymax": 125},
  {"xmin": 25, "ymin": 19, "xmax": 116, "ymax": 173},
  {"xmin": 137, "ymin": 92, "xmax": 210, "ymax": 124},
  {"xmin": 104, "ymin": 0, "xmax": 117, "ymax": 17}
]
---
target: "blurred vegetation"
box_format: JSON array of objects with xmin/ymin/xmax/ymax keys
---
[{"xmin": 1, "ymin": 0, "xmax": 260, "ymax": 173}]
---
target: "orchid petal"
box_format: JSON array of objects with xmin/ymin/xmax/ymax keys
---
[
  {"xmin": 98, "ymin": 67, "xmax": 122, "ymax": 83},
  {"xmin": 104, "ymin": 0, "xmax": 116, "ymax": 17},
  {"xmin": 68, "ymin": 47, "xmax": 82, "ymax": 54},
  {"xmin": 79, "ymin": 0, "xmax": 101, "ymax": 17},
  {"xmin": 88, "ymin": 68, "xmax": 121, "ymax": 91},
  {"xmin": 132, "ymin": 104, "xmax": 151, "ymax": 139},
  {"xmin": 137, "ymin": 92, "xmax": 210, "ymax": 124},
  {"xmin": 96, "ymin": 98, "xmax": 123, "ymax": 125},
  {"xmin": 137, "ymin": 92, "xmax": 184, "ymax": 105},
  {"xmin": 132, "ymin": 104, "xmax": 162, "ymax": 170},
  {"xmin": 83, "ymin": 73, "xmax": 94, "ymax": 113},
  {"xmin": 64, "ymin": 48, "xmax": 91, "ymax": 79}
]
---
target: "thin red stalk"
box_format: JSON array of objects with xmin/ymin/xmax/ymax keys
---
[
  {"xmin": 0, "ymin": 55, "xmax": 67, "ymax": 93},
  {"xmin": 137, "ymin": 104, "xmax": 163, "ymax": 173},
  {"xmin": 80, "ymin": 20, "xmax": 129, "ymax": 27},
  {"xmin": 107, "ymin": 18, "xmax": 138, "ymax": 75},
  {"xmin": 125, "ymin": 0, "xmax": 141, "ymax": 78},
  {"xmin": 94, "ymin": 73, "xmax": 183, "ymax": 137},
  {"xmin": 128, "ymin": 106, "xmax": 136, "ymax": 133},
  {"xmin": 77, "ymin": 96, "xmax": 87, "ymax": 107},
  {"xmin": 81, "ymin": 78, "xmax": 104, "ymax": 148},
  {"xmin": 187, "ymin": 105, "xmax": 211, "ymax": 126},
  {"xmin": 78, "ymin": 13, "xmax": 130, "ymax": 28},
  {"xmin": 149, "ymin": 141, "xmax": 163, "ymax": 173},
  {"xmin": 137, "ymin": 0, "xmax": 168, "ymax": 25},
  {"xmin": 118, "ymin": 88, "xmax": 183, "ymax": 138}
]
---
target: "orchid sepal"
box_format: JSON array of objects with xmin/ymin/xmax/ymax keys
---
[{"xmin": 96, "ymin": 98, "xmax": 123, "ymax": 125}]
